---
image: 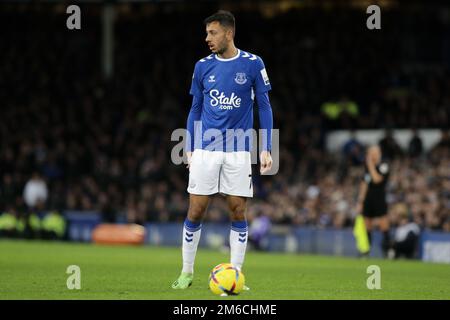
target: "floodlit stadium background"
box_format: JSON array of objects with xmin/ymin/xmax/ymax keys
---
[{"xmin": 1, "ymin": 0, "xmax": 449, "ymax": 263}]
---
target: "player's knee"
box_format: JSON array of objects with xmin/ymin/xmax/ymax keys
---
[
  {"xmin": 231, "ymin": 213, "xmax": 246, "ymax": 221},
  {"xmin": 230, "ymin": 204, "xmax": 246, "ymax": 221},
  {"xmin": 187, "ymin": 203, "xmax": 207, "ymax": 222}
]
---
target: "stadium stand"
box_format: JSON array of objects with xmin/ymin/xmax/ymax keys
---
[{"xmin": 0, "ymin": 3, "xmax": 449, "ymax": 239}]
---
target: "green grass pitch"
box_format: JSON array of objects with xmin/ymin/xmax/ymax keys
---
[{"xmin": 0, "ymin": 240, "xmax": 449, "ymax": 300}]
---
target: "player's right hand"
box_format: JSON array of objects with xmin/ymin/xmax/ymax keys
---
[{"xmin": 186, "ymin": 151, "xmax": 192, "ymax": 169}]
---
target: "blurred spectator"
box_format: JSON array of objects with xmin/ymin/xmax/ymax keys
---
[
  {"xmin": 23, "ymin": 172, "xmax": 48, "ymax": 211},
  {"xmin": 390, "ymin": 203, "xmax": 421, "ymax": 259},
  {"xmin": 41, "ymin": 211, "xmax": 66, "ymax": 240},
  {"xmin": 248, "ymin": 211, "xmax": 272, "ymax": 251},
  {"xmin": 342, "ymin": 130, "xmax": 365, "ymax": 166},
  {"xmin": 379, "ymin": 129, "xmax": 403, "ymax": 160},
  {"xmin": 433, "ymin": 129, "xmax": 450, "ymax": 152},
  {"xmin": 0, "ymin": 208, "xmax": 18, "ymax": 238},
  {"xmin": 408, "ymin": 129, "xmax": 423, "ymax": 158},
  {"xmin": 100, "ymin": 192, "xmax": 117, "ymax": 223},
  {"xmin": 321, "ymin": 96, "xmax": 359, "ymax": 129}
]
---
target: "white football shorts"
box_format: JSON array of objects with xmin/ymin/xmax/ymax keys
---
[{"xmin": 187, "ymin": 149, "xmax": 253, "ymax": 198}]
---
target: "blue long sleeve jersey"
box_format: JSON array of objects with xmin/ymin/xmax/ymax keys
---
[{"xmin": 186, "ymin": 49, "xmax": 273, "ymax": 152}]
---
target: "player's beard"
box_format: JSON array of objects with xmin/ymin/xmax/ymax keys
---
[{"xmin": 215, "ymin": 41, "xmax": 228, "ymax": 55}]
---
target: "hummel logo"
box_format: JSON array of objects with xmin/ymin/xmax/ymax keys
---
[
  {"xmin": 185, "ymin": 232, "xmax": 194, "ymax": 242},
  {"xmin": 239, "ymin": 232, "xmax": 247, "ymax": 243},
  {"xmin": 208, "ymin": 75, "xmax": 215, "ymax": 83}
]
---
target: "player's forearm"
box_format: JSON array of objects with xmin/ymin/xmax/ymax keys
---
[
  {"xmin": 186, "ymin": 95, "xmax": 203, "ymax": 152},
  {"xmin": 256, "ymin": 92, "xmax": 273, "ymax": 151},
  {"xmin": 357, "ymin": 182, "xmax": 368, "ymax": 203}
]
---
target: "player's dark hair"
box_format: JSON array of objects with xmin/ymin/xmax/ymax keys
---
[{"xmin": 204, "ymin": 10, "xmax": 235, "ymax": 34}]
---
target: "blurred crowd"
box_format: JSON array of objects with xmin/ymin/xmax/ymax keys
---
[
  {"xmin": 0, "ymin": 4, "xmax": 449, "ymax": 233},
  {"xmin": 246, "ymin": 136, "xmax": 450, "ymax": 231}
]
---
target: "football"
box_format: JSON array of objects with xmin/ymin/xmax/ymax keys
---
[{"xmin": 208, "ymin": 263, "xmax": 245, "ymax": 295}]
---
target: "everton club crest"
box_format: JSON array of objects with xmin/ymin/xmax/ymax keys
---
[{"xmin": 234, "ymin": 72, "xmax": 247, "ymax": 85}]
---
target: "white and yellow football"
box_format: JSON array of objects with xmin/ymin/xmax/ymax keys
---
[{"xmin": 208, "ymin": 263, "xmax": 245, "ymax": 295}]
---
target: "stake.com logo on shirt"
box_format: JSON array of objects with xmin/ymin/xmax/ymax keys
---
[{"xmin": 209, "ymin": 89, "xmax": 242, "ymax": 110}]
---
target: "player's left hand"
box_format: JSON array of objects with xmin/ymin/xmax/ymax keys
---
[{"xmin": 260, "ymin": 150, "xmax": 273, "ymax": 175}]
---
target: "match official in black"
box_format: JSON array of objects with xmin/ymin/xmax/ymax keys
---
[{"xmin": 356, "ymin": 145, "xmax": 391, "ymax": 256}]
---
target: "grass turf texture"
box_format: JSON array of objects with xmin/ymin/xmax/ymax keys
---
[{"xmin": 0, "ymin": 240, "xmax": 449, "ymax": 300}]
